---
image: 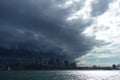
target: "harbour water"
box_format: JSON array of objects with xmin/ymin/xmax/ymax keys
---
[{"xmin": 0, "ymin": 70, "xmax": 120, "ymax": 80}]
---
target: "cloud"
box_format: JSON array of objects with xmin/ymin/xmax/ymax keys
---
[
  {"xmin": 1, "ymin": 0, "xmax": 119, "ymax": 65},
  {"xmin": 76, "ymin": 0, "xmax": 120, "ymax": 66},
  {"xmin": 83, "ymin": 53, "xmax": 117, "ymax": 58},
  {"xmin": 90, "ymin": 0, "xmax": 111, "ymax": 16},
  {"xmin": 0, "ymin": 0, "xmax": 96, "ymax": 59}
]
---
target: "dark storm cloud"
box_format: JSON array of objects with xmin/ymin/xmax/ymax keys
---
[{"xmin": 0, "ymin": 0, "xmax": 96, "ymax": 59}]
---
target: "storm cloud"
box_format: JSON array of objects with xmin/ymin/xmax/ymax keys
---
[{"xmin": 0, "ymin": 0, "xmax": 99, "ymax": 59}]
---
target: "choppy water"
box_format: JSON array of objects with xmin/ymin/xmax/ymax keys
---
[{"xmin": 0, "ymin": 70, "xmax": 120, "ymax": 80}]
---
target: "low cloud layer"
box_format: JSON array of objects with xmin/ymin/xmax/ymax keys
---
[{"xmin": 0, "ymin": 0, "xmax": 113, "ymax": 60}]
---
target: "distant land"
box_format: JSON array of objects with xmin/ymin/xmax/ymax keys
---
[{"xmin": 0, "ymin": 56, "xmax": 120, "ymax": 70}]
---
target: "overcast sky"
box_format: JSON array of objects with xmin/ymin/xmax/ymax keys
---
[{"xmin": 0, "ymin": 0, "xmax": 120, "ymax": 66}]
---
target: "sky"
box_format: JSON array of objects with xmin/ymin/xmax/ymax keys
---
[{"xmin": 0, "ymin": 0, "xmax": 120, "ymax": 67}]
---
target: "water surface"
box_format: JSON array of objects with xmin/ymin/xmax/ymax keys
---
[{"xmin": 0, "ymin": 70, "xmax": 120, "ymax": 80}]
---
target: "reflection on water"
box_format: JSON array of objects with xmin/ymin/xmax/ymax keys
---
[{"xmin": 0, "ymin": 70, "xmax": 120, "ymax": 80}]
